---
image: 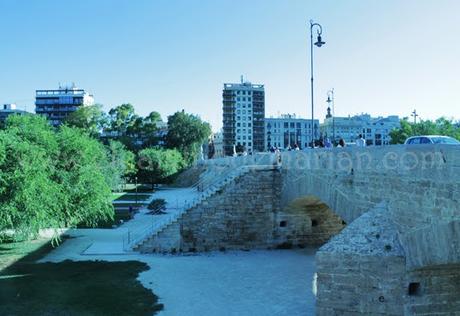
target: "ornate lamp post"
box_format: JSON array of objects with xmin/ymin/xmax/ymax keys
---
[{"xmin": 309, "ymin": 19, "xmax": 325, "ymax": 148}]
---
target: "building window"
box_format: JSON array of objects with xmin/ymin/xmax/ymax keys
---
[
  {"xmin": 237, "ymin": 123, "xmax": 241, "ymax": 127},
  {"xmin": 284, "ymin": 122, "xmax": 288, "ymax": 128}
]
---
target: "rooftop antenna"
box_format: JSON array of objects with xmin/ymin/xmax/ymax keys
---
[{"xmin": 240, "ymin": 75, "xmax": 244, "ymax": 84}]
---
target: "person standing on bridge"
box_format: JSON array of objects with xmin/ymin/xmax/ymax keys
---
[{"xmin": 356, "ymin": 134, "xmax": 366, "ymax": 147}]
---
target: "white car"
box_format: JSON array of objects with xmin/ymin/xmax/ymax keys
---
[{"xmin": 404, "ymin": 135, "xmax": 460, "ymax": 145}]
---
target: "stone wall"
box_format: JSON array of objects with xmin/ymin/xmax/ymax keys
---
[
  {"xmin": 139, "ymin": 168, "xmax": 284, "ymax": 252},
  {"xmin": 275, "ymin": 196, "xmax": 345, "ymax": 247},
  {"xmin": 405, "ymin": 265, "xmax": 460, "ymax": 315},
  {"xmin": 279, "ymin": 146, "xmax": 460, "ymax": 269},
  {"xmin": 138, "ymin": 167, "xmax": 345, "ymax": 253},
  {"xmin": 316, "ymin": 204, "xmax": 406, "ymax": 315}
]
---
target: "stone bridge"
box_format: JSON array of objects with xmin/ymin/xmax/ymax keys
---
[{"xmin": 140, "ymin": 145, "xmax": 460, "ymax": 315}]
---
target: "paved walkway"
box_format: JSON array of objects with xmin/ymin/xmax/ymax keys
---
[{"xmin": 49, "ymin": 187, "xmax": 200, "ymax": 257}]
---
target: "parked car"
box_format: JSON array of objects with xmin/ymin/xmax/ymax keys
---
[{"xmin": 404, "ymin": 135, "xmax": 460, "ymax": 145}]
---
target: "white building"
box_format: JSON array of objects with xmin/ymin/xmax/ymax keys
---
[
  {"xmin": 265, "ymin": 114, "xmax": 319, "ymax": 150},
  {"xmin": 222, "ymin": 77, "xmax": 265, "ymax": 155},
  {"xmin": 321, "ymin": 111, "xmax": 400, "ymax": 145},
  {"xmin": 0, "ymin": 104, "xmax": 28, "ymax": 124},
  {"xmin": 35, "ymin": 83, "xmax": 94, "ymax": 127}
]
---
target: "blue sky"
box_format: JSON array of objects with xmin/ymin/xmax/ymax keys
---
[{"xmin": 1, "ymin": 0, "xmax": 459, "ymax": 131}]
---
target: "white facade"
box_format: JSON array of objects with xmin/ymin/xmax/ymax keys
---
[
  {"xmin": 0, "ymin": 103, "xmax": 28, "ymax": 123},
  {"xmin": 265, "ymin": 114, "xmax": 320, "ymax": 150},
  {"xmin": 35, "ymin": 83, "xmax": 94, "ymax": 126},
  {"xmin": 222, "ymin": 78, "xmax": 265, "ymax": 155},
  {"xmin": 321, "ymin": 114, "xmax": 400, "ymax": 145}
]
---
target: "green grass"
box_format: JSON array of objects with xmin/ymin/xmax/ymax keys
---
[
  {"xmin": 124, "ymin": 184, "xmax": 155, "ymax": 193},
  {"xmin": 113, "ymin": 203, "xmax": 147, "ymax": 208},
  {"xmin": 0, "ymin": 238, "xmax": 49, "ymax": 272},
  {"xmin": 113, "ymin": 194, "xmax": 151, "ymax": 202},
  {"xmin": 0, "ymin": 240, "xmax": 163, "ymax": 315}
]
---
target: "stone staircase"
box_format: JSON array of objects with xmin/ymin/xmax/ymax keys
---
[{"xmin": 129, "ymin": 165, "xmax": 259, "ymax": 252}]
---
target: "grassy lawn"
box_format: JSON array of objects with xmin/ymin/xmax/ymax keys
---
[
  {"xmin": 113, "ymin": 203, "xmax": 147, "ymax": 208},
  {"xmin": 0, "ymin": 240, "xmax": 163, "ymax": 315},
  {"xmin": 124, "ymin": 184, "xmax": 155, "ymax": 193},
  {"xmin": 0, "ymin": 238, "xmax": 50, "ymax": 272},
  {"xmin": 113, "ymin": 194, "xmax": 152, "ymax": 202}
]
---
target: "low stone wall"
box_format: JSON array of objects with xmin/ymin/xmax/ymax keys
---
[
  {"xmin": 139, "ymin": 169, "xmax": 284, "ymax": 252},
  {"xmin": 405, "ymin": 265, "xmax": 460, "ymax": 315},
  {"xmin": 316, "ymin": 204, "xmax": 406, "ymax": 315}
]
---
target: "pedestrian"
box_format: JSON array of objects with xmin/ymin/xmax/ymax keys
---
[
  {"xmin": 337, "ymin": 138, "xmax": 346, "ymax": 148},
  {"xmin": 356, "ymin": 134, "xmax": 366, "ymax": 147}
]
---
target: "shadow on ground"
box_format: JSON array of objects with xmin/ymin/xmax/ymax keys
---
[{"xmin": 0, "ymin": 240, "xmax": 163, "ymax": 316}]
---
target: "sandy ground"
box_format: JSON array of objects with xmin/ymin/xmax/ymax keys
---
[
  {"xmin": 42, "ymin": 249, "xmax": 317, "ymax": 316},
  {"xmin": 40, "ymin": 187, "xmax": 317, "ymax": 316}
]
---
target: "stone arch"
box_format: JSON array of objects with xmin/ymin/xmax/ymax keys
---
[{"xmin": 274, "ymin": 195, "xmax": 346, "ymax": 248}]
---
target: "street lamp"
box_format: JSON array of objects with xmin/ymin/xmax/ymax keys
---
[
  {"xmin": 309, "ymin": 20, "xmax": 325, "ymax": 148},
  {"xmin": 327, "ymin": 89, "xmax": 335, "ymax": 143}
]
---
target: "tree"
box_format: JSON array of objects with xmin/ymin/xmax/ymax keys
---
[
  {"xmin": 104, "ymin": 105, "xmax": 163, "ymax": 150},
  {"xmin": 0, "ymin": 132, "xmax": 63, "ymax": 241},
  {"xmin": 166, "ymin": 111, "xmax": 211, "ymax": 165},
  {"xmin": 104, "ymin": 140, "xmax": 137, "ymax": 191},
  {"xmin": 137, "ymin": 148, "xmax": 185, "ymax": 189},
  {"xmin": 0, "ymin": 115, "xmax": 114, "ymax": 241},
  {"xmin": 64, "ymin": 104, "xmax": 108, "ymax": 136},
  {"xmin": 390, "ymin": 117, "xmax": 460, "ymax": 144},
  {"xmin": 54, "ymin": 126, "xmax": 114, "ymax": 228},
  {"xmin": 107, "ymin": 103, "xmax": 138, "ymax": 136},
  {"xmin": 390, "ymin": 119, "xmax": 413, "ymax": 144},
  {"xmin": 140, "ymin": 111, "xmax": 162, "ymax": 147}
]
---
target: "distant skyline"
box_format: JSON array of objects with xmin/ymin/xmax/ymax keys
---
[{"xmin": 1, "ymin": 0, "xmax": 459, "ymax": 131}]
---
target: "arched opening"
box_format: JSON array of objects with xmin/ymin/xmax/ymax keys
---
[{"xmin": 275, "ymin": 196, "xmax": 346, "ymax": 248}]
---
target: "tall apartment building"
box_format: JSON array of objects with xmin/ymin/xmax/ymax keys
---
[
  {"xmin": 222, "ymin": 78, "xmax": 265, "ymax": 155},
  {"xmin": 35, "ymin": 83, "xmax": 94, "ymax": 127},
  {"xmin": 321, "ymin": 112, "xmax": 400, "ymax": 145},
  {"xmin": 265, "ymin": 114, "xmax": 319, "ymax": 150}
]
